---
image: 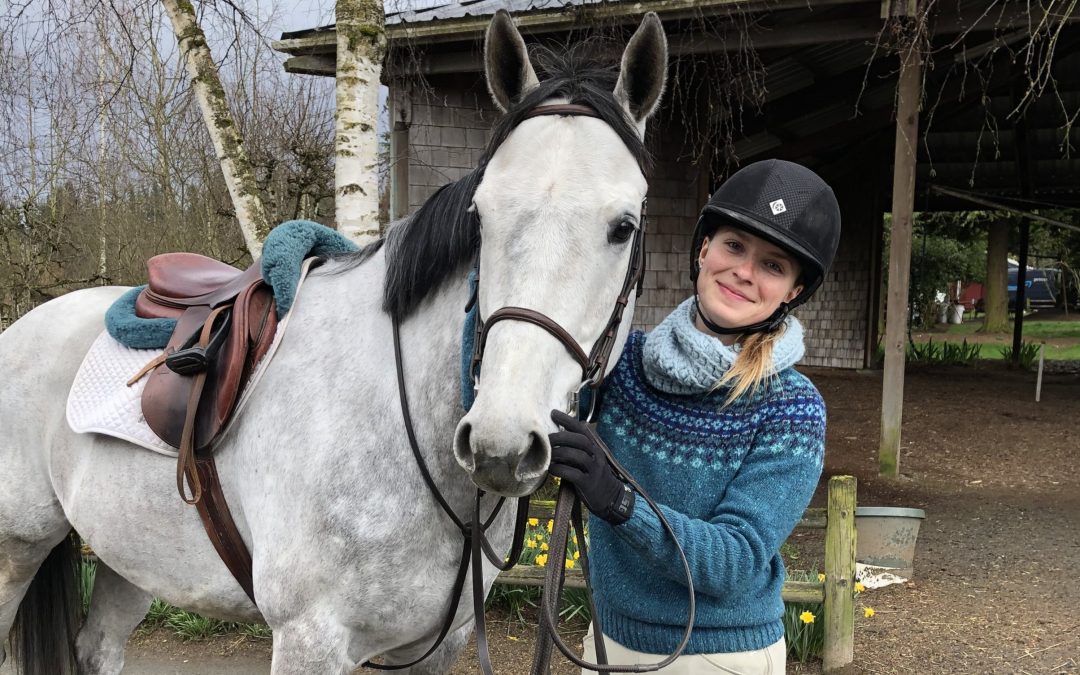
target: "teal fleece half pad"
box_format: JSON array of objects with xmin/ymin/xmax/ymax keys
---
[{"xmin": 105, "ymin": 220, "xmax": 359, "ymax": 350}]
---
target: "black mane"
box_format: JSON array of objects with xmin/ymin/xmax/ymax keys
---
[{"xmin": 334, "ymin": 47, "xmax": 652, "ymax": 321}]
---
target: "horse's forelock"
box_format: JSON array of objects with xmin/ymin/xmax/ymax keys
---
[
  {"xmin": 486, "ymin": 46, "xmax": 651, "ymax": 173},
  {"xmin": 332, "ymin": 48, "xmax": 651, "ymax": 321}
]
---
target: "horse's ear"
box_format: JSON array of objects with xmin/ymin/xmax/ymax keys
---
[
  {"xmin": 485, "ymin": 10, "xmax": 539, "ymax": 113},
  {"xmin": 613, "ymin": 12, "xmax": 668, "ymax": 133}
]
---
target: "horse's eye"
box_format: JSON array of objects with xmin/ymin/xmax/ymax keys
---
[{"xmin": 608, "ymin": 218, "xmax": 637, "ymax": 244}]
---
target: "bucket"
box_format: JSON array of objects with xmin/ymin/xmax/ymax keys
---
[
  {"xmin": 947, "ymin": 304, "xmax": 965, "ymax": 324},
  {"xmin": 854, "ymin": 506, "xmax": 926, "ymax": 579}
]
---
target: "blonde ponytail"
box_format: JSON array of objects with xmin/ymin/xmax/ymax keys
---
[{"xmin": 713, "ymin": 325, "xmax": 787, "ymax": 405}]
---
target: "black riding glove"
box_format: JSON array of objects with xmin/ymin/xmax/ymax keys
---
[{"xmin": 548, "ymin": 409, "xmax": 635, "ymax": 525}]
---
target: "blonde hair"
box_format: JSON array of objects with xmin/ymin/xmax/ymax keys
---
[{"xmin": 713, "ymin": 325, "xmax": 788, "ymax": 405}]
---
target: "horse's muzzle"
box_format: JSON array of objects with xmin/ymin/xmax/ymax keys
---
[{"xmin": 453, "ymin": 419, "xmax": 549, "ymax": 497}]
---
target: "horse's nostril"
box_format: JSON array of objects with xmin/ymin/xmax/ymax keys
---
[
  {"xmin": 516, "ymin": 431, "xmax": 549, "ymax": 482},
  {"xmin": 454, "ymin": 421, "xmax": 475, "ymax": 472}
]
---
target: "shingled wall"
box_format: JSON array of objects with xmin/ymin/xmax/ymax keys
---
[{"xmin": 400, "ymin": 80, "xmax": 875, "ymax": 369}]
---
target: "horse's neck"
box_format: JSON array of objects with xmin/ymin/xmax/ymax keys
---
[{"xmin": 387, "ymin": 265, "xmax": 489, "ymax": 520}]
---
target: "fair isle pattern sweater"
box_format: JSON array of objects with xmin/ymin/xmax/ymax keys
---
[{"xmin": 590, "ymin": 329, "xmax": 826, "ymax": 655}]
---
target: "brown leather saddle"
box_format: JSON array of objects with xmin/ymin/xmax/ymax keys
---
[
  {"xmin": 135, "ymin": 253, "xmax": 278, "ymax": 459},
  {"xmin": 132, "ymin": 252, "xmax": 279, "ymax": 603}
]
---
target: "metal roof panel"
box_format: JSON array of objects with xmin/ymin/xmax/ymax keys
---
[{"xmin": 387, "ymin": 0, "xmax": 604, "ymax": 24}]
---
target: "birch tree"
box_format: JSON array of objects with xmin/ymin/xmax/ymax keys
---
[
  {"xmin": 334, "ymin": 0, "xmax": 385, "ymax": 245},
  {"xmin": 161, "ymin": 0, "xmax": 269, "ymax": 258}
]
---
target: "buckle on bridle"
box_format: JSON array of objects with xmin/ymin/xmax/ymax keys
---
[{"xmin": 568, "ymin": 379, "xmax": 600, "ymax": 422}]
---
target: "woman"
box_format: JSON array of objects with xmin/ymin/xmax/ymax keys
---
[{"xmin": 549, "ymin": 159, "xmax": 841, "ymax": 674}]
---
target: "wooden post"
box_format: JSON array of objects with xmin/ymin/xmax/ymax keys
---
[
  {"xmin": 389, "ymin": 85, "xmax": 412, "ymax": 222},
  {"xmin": 878, "ymin": 33, "xmax": 922, "ymax": 478},
  {"xmin": 1011, "ymin": 106, "xmax": 1033, "ymax": 364},
  {"xmin": 823, "ymin": 475, "xmax": 857, "ymax": 672}
]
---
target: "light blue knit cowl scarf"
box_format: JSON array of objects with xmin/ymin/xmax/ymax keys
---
[{"xmin": 641, "ymin": 297, "xmax": 806, "ymax": 395}]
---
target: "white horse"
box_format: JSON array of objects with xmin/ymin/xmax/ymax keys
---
[{"xmin": 0, "ymin": 11, "xmax": 667, "ymax": 674}]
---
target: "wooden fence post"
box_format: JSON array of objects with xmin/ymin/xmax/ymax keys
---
[{"xmin": 824, "ymin": 475, "xmax": 857, "ymax": 672}]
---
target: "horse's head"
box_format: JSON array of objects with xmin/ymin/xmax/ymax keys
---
[{"xmin": 454, "ymin": 11, "xmax": 668, "ymax": 496}]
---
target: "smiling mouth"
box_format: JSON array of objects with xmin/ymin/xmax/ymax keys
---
[{"xmin": 718, "ymin": 282, "xmax": 751, "ymax": 302}]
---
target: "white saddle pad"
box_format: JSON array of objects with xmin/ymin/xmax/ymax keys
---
[{"xmin": 67, "ymin": 259, "xmax": 315, "ymax": 456}]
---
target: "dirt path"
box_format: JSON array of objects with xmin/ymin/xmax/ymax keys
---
[
  {"xmin": 24, "ymin": 364, "xmax": 1073, "ymax": 674},
  {"xmin": 811, "ymin": 365, "xmax": 1080, "ymax": 674}
]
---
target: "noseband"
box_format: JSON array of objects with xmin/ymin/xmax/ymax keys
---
[{"xmin": 468, "ymin": 104, "xmax": 647, "ymax": 419}]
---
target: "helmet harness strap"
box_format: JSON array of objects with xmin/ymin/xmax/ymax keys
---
[{"xmin": 692, "ymin": 294, "xmax": 791, "ymax": 336}]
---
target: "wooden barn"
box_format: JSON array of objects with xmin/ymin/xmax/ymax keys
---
[{"xmin": 274, "ymin": 0, "xmax": 1080, "ymax": 466}]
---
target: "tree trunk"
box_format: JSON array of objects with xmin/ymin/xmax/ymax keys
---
[
  {"xmin": 334, "ymin": 0, "xmax": 385, "ymax": 246},
  {"xmin": 982, "ymin": 220, "xmax": 1010, "ymax": 332},
  {"xmin": 161, "ymin": 0, "xmax": 269, "ymax": 259},
  {"xmin": 97, "ymin": 38, "xmax": 109, "ymax": 284}
]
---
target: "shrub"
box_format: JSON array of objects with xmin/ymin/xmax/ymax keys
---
[
  {"xmin": 1000, "ymin": 341, "xmax": 1041, "ymax": 369},
  {"xmin": 79, "ymin": 557, "xmax": 97, "ymax": 615}
]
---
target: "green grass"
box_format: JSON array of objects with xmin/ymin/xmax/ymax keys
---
[
  {"xmin": 79, "ymin": 558, "xmax": 97, "ymax": 614},
  {"xmin": 939, "ymin": 319, "xmax": 1080, "ymax": 339},
  {"xmin": 164, "ymin": 610, "xmax": 231, "ymax": 641},
  {"xmin": 932, "ymin": 340, "xmax": 1080, "ymax": 361},
  {"xmin": 486, "ymin": 583, "xmax": 540, "ymax": 624},
  {"xmin": 80, "ymin": 571, "xmax": 274, "ymax": 642},
  {"xmin": 911, "ymin": 318, "xmax": 1080, "ymax": 361}
]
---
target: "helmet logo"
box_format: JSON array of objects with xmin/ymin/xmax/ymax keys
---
[{"xmin": 769, "ymin": 199, "xmax": 787, "ymax": 215}]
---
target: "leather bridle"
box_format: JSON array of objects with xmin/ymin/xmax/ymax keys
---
[
  {"xmin": 384, "ymin": 103, "xmax": 694, "ymax": 674},
  {"xmin": 468, "ymin": 103, "xmax": 647, "ymax": 418}
]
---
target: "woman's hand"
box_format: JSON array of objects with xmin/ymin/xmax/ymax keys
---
[{"xmin": 548, "ymin": 410, "xmax": 635, "ymax": 525}]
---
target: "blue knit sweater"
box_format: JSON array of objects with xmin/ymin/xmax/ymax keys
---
[{"xmin": 590, "ymin": 307, "xmax": 826, "ymax": 654}]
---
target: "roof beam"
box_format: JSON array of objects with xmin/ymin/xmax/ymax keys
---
[
  {"xmin": 930, "ymin": 186, "xmax": 1080, "ymax": 233},
  {"xmin": 275, "ymin": 0, "xmax": 1080, "ymax": 59}
]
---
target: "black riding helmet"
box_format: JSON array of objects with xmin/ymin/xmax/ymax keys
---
[{"xmin": 690, "ymin": 159, "xmax": 841, "ymax": 335}]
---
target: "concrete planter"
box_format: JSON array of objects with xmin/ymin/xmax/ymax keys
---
[{"xmin": 854, "ymin": 506, "xmax": 926, "ymax": 579}]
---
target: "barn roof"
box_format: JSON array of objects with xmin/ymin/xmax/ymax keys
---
[{"xmin": 274, "ymin": 1, "xmax": 1080, "ymax": 208}]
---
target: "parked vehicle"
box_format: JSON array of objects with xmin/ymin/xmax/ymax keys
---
[{"xmin": 1008, "ymin": 262, "xmax": 1059, "ymax": 309}]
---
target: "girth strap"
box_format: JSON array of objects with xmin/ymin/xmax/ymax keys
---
[
  {"xmin": 168, "ymin": 302, "xmax": 257, "ymax": 605},
  {"xmin": 189, "ymin": 458, "xmax": 256, "ymax": 604}
]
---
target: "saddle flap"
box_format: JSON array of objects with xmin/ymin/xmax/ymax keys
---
[{"xmin": 141, "ymin": 282, "xmax": 277, "ymax": 452}]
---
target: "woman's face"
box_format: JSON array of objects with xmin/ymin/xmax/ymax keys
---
[{"xmin": 695, "ymin": 225, "xmax": 803, "ymax": 335}]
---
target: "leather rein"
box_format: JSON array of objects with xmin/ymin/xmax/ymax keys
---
[{"xmin": 385, "ymin": 103, "xmax": 695, "ymax": 674}]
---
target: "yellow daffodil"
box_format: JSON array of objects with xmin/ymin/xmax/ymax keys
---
[
  {"xmin": 528, "ymin": 518, "xmax": 539, "ymax": 527},
  {"xmin": 854, "ymin": 582, "xmax": 866, "ymax": 593},
  {"xmin": 573, "ymin": 551, "xmax": 580, "ymax": 560},
  {"xmin": 817, "ymin": 573, "xmax": 826, "ymax": 583},
  {"xmin": 799, "ymin": 611, "xmax": 815, "ymax": 624},
  {"xmin": 540, "ymin": 542, "xmax": 549, "ymax": 551},
  {"xmin": 547, "ymin": 520, "xmax": 554, "ymax": 533},
  {"xmin": 536, "ymin": 554, "xmax": 548, "ymax": 567},
  {"xmin": 526, "ymin": 540, "xmax": 536, "ymax": 549},
  {"xmin": 864, "ymin": 607, "xmax": 875, "ymax": 618},
  {"xmin": 565, "ymin": 559, "xmax": 575, "ymax": 569}
]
